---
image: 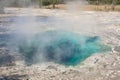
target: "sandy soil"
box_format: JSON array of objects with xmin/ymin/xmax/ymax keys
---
[{"xmin": 0, "ymin": 8, "xmax": 120, "ymax": 80}]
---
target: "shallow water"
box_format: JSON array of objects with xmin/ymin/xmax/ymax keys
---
[
  {"xmin": 17, "ymin": 30, "xmax": 111, "ymax": 66},
  {"xmin": 0, "ymin": 15, "xmax": 112, "ymax": 66}
]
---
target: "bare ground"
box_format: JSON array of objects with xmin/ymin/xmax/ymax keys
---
[{"xmin": 0, "ymin": 8, "xmax": 120, "ymax": 80}]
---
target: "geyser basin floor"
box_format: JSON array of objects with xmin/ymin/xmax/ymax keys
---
[
  {"xmin": 17, "ymin": 30, "xmax": 111, "ymax": 66},
  {"xmin": 1, "ymin": 9, "xmax": 120, "ymax": 80}
]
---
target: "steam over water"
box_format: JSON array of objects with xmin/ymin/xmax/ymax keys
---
[
  {"xmin": 2, "ymin": 9, "xmax": 110, "ymax": 66},
  {"xmin": 0, "ymin": 0, "xmax": 111, "ymax": 66},
  {"xmin": 16, "ymin": 30, "xmax": 110, "ymax": 66}
]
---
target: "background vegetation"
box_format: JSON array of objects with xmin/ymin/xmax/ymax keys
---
[
  {"xmin": 1, "ymin": 0, "xmax": 120, "ymax": 13},
  {"xmin": 87, "ymin": 0, "xmax": 120, "ymax": 5},
  {"xmin": 37, "ymin": 0, "xmax": 64, "ymax": 8},
  {"xmin": 37, "ymin": 0, "xmax": 120, "ymax": 8}
]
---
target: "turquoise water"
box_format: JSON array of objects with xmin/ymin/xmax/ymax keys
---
[{"xmin": 18, "ymin": 30, "xmax": 111, "ymax": 66}]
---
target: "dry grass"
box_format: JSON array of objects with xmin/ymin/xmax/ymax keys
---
[
  {"xmin": 84, "ymin": 5, "xmax": 120, "ymax": 11},
  {"xmin": 47, "ymin": 4, "xmax": 120, "ymax": 11}
]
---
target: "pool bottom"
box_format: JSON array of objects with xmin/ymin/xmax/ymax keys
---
[{"xmin": 17, "ymin": 30, "xmax": 111, "ymax": 66}]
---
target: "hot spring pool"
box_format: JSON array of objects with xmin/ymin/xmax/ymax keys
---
[
  {"xmin": 1, "ymin": 15, "xmax": 110, "ymax": 66},
  {"xmin": 17, "ymin": 30, "xmax": 111, "ymax": 66}
]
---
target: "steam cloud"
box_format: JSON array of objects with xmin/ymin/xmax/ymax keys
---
[
  {"xmin": 6, "ymin": 0, "xmax": 111, "ymax": 66},
  {"xmin": 15, "ymin": 30, "xmax": 110, "ymax": 66}
]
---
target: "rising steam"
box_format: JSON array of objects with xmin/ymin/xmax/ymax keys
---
[
  {"xmin": 15, "ymin": 30, "xmax": 110, "ymax": 66},
  {"xmin": 6, "ymin": 0, "xmax": 111, "ymax": 66}
]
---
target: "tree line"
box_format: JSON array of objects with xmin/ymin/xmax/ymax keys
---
[
  {"xmin": 1, "ymin": 0, "xmax": 120, "ymax": 9},
  {"xmin": 37, "ymin": 0, "xmax": 120, "ymax": 6},
  {"xmin": 37, "ymin": 0, "xmax": 64, "ymax": 8},
  {"xmin": 1, "ymin": 0, "xmax": 120, "ymax": 13},
  {"xmin": 37, "ymin": 0, "xmax": 120, "ymax": 9}
]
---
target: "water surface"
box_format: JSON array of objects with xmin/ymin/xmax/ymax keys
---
[{"xmin": 18, "ymin": 30, "xmax": 111, "ymax": 66}]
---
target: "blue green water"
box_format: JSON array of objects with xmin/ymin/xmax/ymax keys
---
[{"xmin": 18, "ymin": 30, "xmax": 111, "ymax": 66}]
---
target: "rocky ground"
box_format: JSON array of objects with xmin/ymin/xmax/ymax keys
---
[{"xmin": 0, "ymin": 8, "xmax": 120, "ymax": 80}]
